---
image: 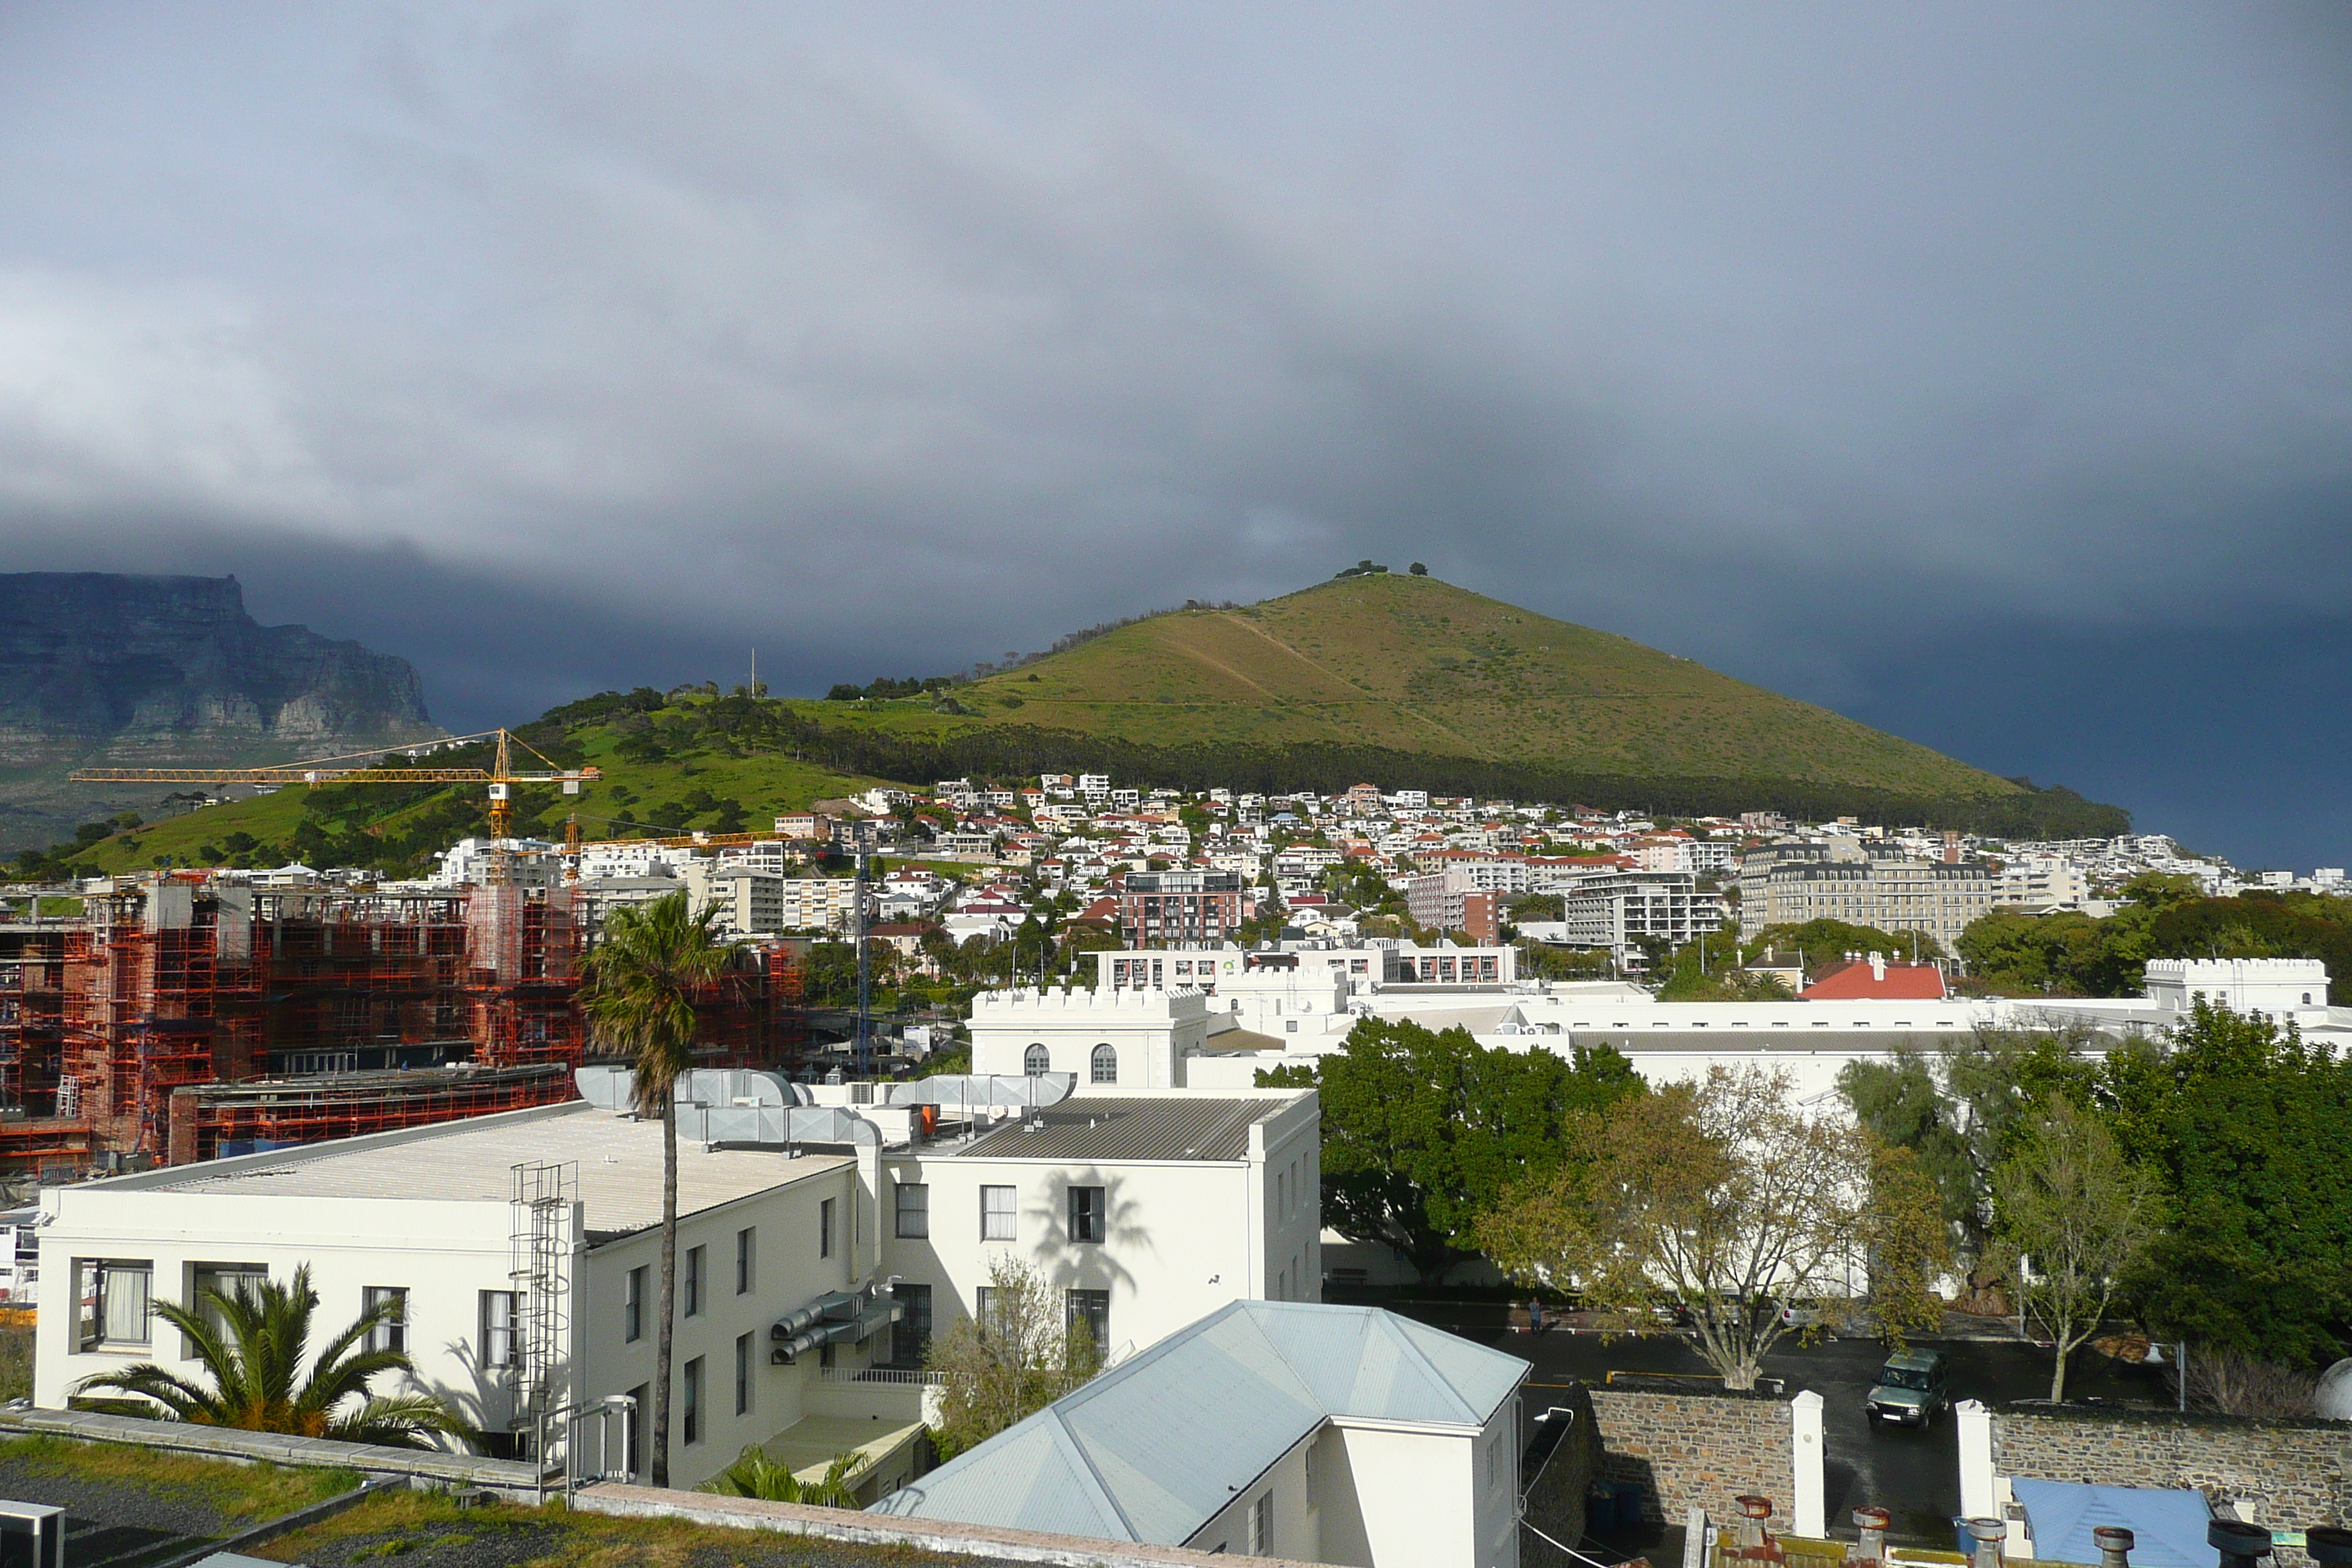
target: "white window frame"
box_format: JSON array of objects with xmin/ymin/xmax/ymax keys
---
[{"xmin": 981, "ymin": 1185, "xmax": 1017, "ymax": 1242}]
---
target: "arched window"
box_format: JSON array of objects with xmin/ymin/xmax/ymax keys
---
[
  {"xmin": 1090, "ymin": 1043, "xmax": 1118, "ymax": 1085},
  {"xmin": 1024, "ymin": 1044, "xmax": 1049, "ymax": 1077}
]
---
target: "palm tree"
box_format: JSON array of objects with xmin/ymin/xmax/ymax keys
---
[
  {"xmin": 71, "ymin": 1265, "xmax": 469, "ymax": 1448},
  {"xmin": 578, "ymin": 889, "xmax": 735, "ymax": 1487},
  {"xmin": 700, "ymin": 1446, "xmax": 864, "ymax": 1506}
]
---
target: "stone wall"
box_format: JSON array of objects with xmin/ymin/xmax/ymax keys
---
[
  {"xmin": 1589, "ymin": 1385, "xmax": 1794, "ymax": 1531},
  {"xmin": 1994, "ymin": 1405, "xmax": 2352, "ymax": 1541},
  {"xmin": 1522, "ymin": 1383, "xmax": 1602, "ymax": 1568}
]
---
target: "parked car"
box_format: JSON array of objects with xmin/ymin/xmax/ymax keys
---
[{"xmin": 1866, "ymin": 1348, "xmax": 1950, "ymax": 1428}]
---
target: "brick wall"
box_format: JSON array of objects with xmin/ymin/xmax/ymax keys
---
[
  {"xmin": 1994, "ymin": 1406, "xmax": 2352, "ymax": 1554},
  {"xmin": 1589, "ymin": 1386, "xmax": 1794, "ymax": 1530}
]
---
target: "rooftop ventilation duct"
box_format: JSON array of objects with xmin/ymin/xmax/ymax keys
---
[
  {"xmin": 573, "ymin": 1065, "xmax": 810, "ymax": 1115},
  {"xmin": 886, "ymin": 1074, "xmax": 1074, "ymax": 1109},
  {"xmin": 769, "ymin": 1276, "xmax": 900, "ymax": 1364}
]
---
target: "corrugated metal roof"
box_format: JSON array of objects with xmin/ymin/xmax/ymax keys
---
[
  {"xmin": 951, "ymin": 1096, "xmax": 1278, "ymax": 1163},
  {"xmin": 872, "ymin": 1300, "xmax": 1527, "ymax": 1545}
]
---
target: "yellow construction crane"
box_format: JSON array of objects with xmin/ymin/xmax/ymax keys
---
[{"xmin": 71, "ymin": 728, "xmax": 598, "ymax": 842}]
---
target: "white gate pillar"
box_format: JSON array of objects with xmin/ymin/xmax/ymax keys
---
[{"xmin": 1791, "ymin": 1390, "xmax": 1825, "ymax": 1537}]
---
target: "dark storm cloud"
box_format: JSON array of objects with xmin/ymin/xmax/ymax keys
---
[{"xmin": 0, "ymin": 4, "xmax": 2346, "ymax": 862}]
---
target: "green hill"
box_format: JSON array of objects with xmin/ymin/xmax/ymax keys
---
[
  {"xmin": 960, "ymin": 574, "xmax": 2006, "ymax": 796},
  {"xmin": 23, "ymin": 574, "xmax": 2129, "ymax": 878},
  {"xmin": 794, "ymin": 573, "xmax": 2123, "ymax": 834}
]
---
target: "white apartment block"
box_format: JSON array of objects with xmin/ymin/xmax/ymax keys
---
[
  {"xmin": 36, "ymin": 1069, "xmax": 1319, "ymax": 1498},
  {"xmin": 1738, "ymin": 845, "xmax": 1999, "ymax": 943},
  {"xmin": 1556, "ymin": 871, "xmax": 1725, "ymax": 965},
  {"xmin": 775, "ymin": 875, "xmax": 866, "ymax": 935},
  {"xmin": 696, "ymin": 866, "xmax": 784, "ymax": 937}
]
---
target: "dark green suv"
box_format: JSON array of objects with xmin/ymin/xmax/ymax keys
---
[{"xmin": 1866, "ymin": 1349, "xmax": 1950, "ymax": 1428}]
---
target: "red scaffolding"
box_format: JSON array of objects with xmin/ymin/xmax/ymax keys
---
[{"xmin": 18, "ymin": 873, "xmax": 819, "ymax": 1171}]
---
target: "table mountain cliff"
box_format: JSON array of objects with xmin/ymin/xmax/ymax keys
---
[{"xmin": 0, "ymin": 573, "xmax": 442, "ymax": 851}]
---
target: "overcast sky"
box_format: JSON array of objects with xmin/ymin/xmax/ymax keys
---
[{"xmin": 2, "ymin": 4, "xmax": 2347, "ymax": 867}]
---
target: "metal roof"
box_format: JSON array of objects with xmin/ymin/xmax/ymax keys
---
[
  {"xmin": 2013, "ymin": 1480, "xmax": 2213, "ymax": 1568},
  {"xmin": 872, "ymin": 1300, "xmax": 1527, "ymax": 1545},
  {"xmin": 949, "ymin": 1096, "xmax": 1286, "ymax": 1163},
  {"xmin": 146, "ymin": 1102, "xmax": 851, "ymax": 1237}
]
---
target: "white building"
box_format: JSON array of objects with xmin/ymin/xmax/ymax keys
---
[
  {"xmin": 431, "ymin": 838, "xmax": 564, "ymax": 891},
  {"xmin": 878, "ymin": 1086, "xmax": 1324, "ymax": 1362},
  {"xmin": 1556, "ymin": 871, "xmax": 1724, "ymax": 965},
  {"xmin": 696, "ymin": 866, "xmax": 784, "ymax": 937},
  {"xmin": 875, "ymin": 1300, "xmax": 1527, "ymax": 1568},
  {"xmin": 775, "ymin": 875, "xmax": 866, "ymax": 935},
  {"xmin": 2144, "ymin": 958, "xmax": 2329, "ymax": 1015},
  {"xmin": 35, "ymin": 1068, "xmax": 1319, "ymax": 1497}
]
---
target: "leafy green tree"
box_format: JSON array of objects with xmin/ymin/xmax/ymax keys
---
[
  {"xmin": 1751, "ymin": 919, "xmax": 1942, "ymax": 975},
  {"xmin": 1991, "ymin": 1098, "xmax": 2155, "ymax": 1401},
  {"xmin": 579, "ymin": 891, "xmax": 736, "ymax": 1487},
  {"xmin": 2100, "ymin": 1002, "xmax": 2352, "ymax": 1366},
  {"xmin": 926, "ymin": 1256, "xmax": 1098, "ymax": 1460},
  {"xmin": 1478, "ymin": 1067, "xmax": 1948, "ymax": 1387},
  {"xmin": 1840, "ymin": 1027, "xmax": 2100, "ymax": 1298},
  {"xmin": 72, "ymin": 1266, "xmax": 470, "ymax": 1447},
  {"xmin": 701, "ymin": 1447, "xmax": 863, "ymax": 1504},
  {"xmin": 1956, "ymin": 908, "xmax": 2111, "ymax": 995},
  {"xmin": 1259, "ymin": 1018, "xmax": 1643, "ymax": 1281}
]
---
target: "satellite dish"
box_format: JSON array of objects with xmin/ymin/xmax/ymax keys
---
[{"xmin": 2315, "ymin": 1358, "xmax": 2352, "ymax": 1420}]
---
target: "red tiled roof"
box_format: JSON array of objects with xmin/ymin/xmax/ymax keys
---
[{"xmin": 1800, "ymin": 961, "xmax": 1947, "ymax": 1000}]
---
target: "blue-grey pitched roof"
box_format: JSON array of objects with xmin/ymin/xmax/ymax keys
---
[{"xmin": 870, "ymin": 1300, "xmax": 1528, "ymax": 1545}]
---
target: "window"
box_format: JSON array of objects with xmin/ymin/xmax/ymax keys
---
[
  {"xmin": 682, "ymin": 1356, "xmax": 703, "ymax": 1446},
  {"xmin": 734, "ymin": 1332, "xmax": 754, "ymax": 1416},
  {"xmin": 79, "ymin": 1260, "xmax": 152, "ymax": 1349},
  {"xmin": 625, "ymin": 1266, "xmax": 647, "ymax": 1343},
  {"xmin": 975, "ymin": 1286, "xmax": 998, "ymax": 1339},
  {"xmin": 481, "ymin": 1290, "xmax": 521, "ymax": 1369},
  {"xmin": 819, "ymin": 1199, "xmax": 836, "ymax": 1259},
  {"xmin": 891, "ymin": 1283, "xmax": 932, "ymax": 1367},
  {"xmin": 684, "ymin": 1245, "xmax": 704, "ymax": 1317},
  {"xmin": 895, "ymin": 1182, "xmax": 930, "ymax": 1239},
  {"xmin": 735, "ymin": 1227, "xmax": 756, "ymax": 1296},
  {"xmin": 1023, "ymin": 1044, "xmax": 1049, "ymax": 1076},
  {"xmin": 185, "ymin": 1262, "xmax": 265, "ymax": 1353},
  {"xmin": 363, "ymin": 1286, "xmax": 407, "ymax": 1355},
  {"xmin": 1065, "ymin": 1289, "xmax": 1109, "ymax": 1362},
  {"xmin": 1090, "ymin": 1043, "xmax": 1117, "ymax": 1084},
  {"xmin": 981, "ymin": 1186, "xmax": 1017, "ymax": 1241},
  {"xmin": 1249, "ymin": 1492, "xmax": 1271, "ymax": 1554},
  {"xmin": 1069, "ymin": 1185, "xmax": 1105, "ymax": 1243},
  {"xmin": 626, "ymin": 1383, "xmax": 647, "ymax": 1478}
]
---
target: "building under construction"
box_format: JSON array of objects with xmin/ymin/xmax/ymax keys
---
[{"xmin": 0, "ymin": 872, "xmax": 810, "ymax": 1174}]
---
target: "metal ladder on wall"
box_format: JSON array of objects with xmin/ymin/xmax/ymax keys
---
[{"xmin": 509, "ymin": 1161, "xmax": 576, "ymax": 1468}]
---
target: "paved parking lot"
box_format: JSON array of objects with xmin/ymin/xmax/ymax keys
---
[{"xmin": 1362, "ymin": 1294, "xmax": 2168, "ymax": 1548}]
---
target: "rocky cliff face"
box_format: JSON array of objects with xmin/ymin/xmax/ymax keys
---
[{"xmin": 0, "ymin": 573, "xmax": 443, "ymax": 851}]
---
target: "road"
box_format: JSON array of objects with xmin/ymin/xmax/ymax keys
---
[{"xmin": 1360, "ymin": 1294, "xmax": 2168, "ymax": 1546}]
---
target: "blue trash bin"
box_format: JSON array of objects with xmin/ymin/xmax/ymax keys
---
[
  {"xmin": 1954, "ymin": 1519, "xmax": 1975, "ymax": 1556},
  {"xmin": 1613, "ymin": 1482, "xmax": 1644, "ymax": 1531}
]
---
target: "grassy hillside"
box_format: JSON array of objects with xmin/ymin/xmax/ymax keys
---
[
  {"xmin": 933, "ymin": 574, "xmax": 2017, "ymax": 796},
  {"xmin": 39, "ymin": 702, "xmax": 900, "ymax": 880}
]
